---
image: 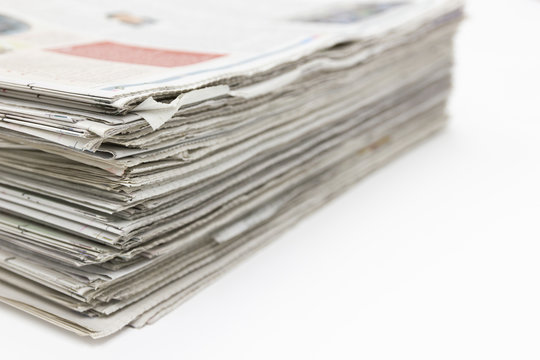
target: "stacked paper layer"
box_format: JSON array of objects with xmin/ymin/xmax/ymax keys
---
[{"xmin": 0, "ymin": 0, "xmax": 463, "ymax": 337}]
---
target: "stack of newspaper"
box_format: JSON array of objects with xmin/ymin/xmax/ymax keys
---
[{"xmin": 0, "ymin": 0, "xmax": 463, "ymax": 338}]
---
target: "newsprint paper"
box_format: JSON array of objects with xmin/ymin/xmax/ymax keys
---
[{"xmin": 0, "ymin": 0, "xmax": 463, "ymax": 338}]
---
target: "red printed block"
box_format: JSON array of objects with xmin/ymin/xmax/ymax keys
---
[{"xmin": 48, "ymin": 41, "xmax": 224, "ymax": 68}]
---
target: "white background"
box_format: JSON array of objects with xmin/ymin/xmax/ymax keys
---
[{"xmin": 2, "ymin": 0, "xmax": 540, "ymax": 358}]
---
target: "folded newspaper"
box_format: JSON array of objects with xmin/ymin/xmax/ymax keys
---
[{"xmin": 0, "ymin": 0, "xmax": 463, "ymax": 338}]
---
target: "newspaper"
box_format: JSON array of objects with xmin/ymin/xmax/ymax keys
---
[{"xmin": 0, "ymin": 0, "xmax": 464, "ymax": 338}]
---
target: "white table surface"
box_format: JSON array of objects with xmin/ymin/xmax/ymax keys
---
[{"xmin": 2, "ymin": 0, "xmax": 540, "ymax": 358}]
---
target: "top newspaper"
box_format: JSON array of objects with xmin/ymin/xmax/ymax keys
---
[{"xmin": 0, "ymin": 0, "xmax": 462, "ymax": 129}]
